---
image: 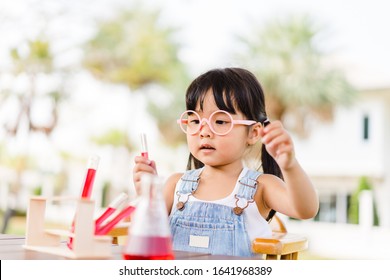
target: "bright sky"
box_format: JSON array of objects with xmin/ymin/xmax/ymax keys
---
[
  {"xmin": 1, "ymin": 0, "xmax": 390, "ymax": 88},
  {"xmin": 163, "ymin": 0, "xmax": 390, "ymax": 89}
]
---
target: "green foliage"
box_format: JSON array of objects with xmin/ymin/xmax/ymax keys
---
[
  {"xmin": 83, "ymin": 5, "xmax": 190, "ymax": 147},
  {"xmin": 101, "ymin": 182, "xmax": 111, "ymax": 208},
  {"xmin": 91, "ymin": 129, "xmax": 134, "ymax": 151},
  {"xmin": 83, "ymin": 7, "xmax": 186, "ymax": 91},
  {"xmin": 11, "ymin": 39, "xmax": 53, "ymax": 74},
  {"xmin": 348, "ymin": 176, "xmax": 379, "ymax": 225},
  {"xmin": 32, "ymin": 186, "xmax": 42, "ymax": 196}
]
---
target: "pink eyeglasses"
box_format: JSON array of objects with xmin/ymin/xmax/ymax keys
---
[{"xmin": 177, "ymin": 110, "xmax": 257, "ymax": 136}]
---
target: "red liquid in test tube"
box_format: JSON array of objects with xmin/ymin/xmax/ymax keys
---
[
  {"xmin": 67, "ymin": 155, "xmax": 100, "ymax": 249},
  {"xmin": 94, "ymin": 192, "xmax": 128, "ymax": 231},
  {"xmin": 95, "ymin": 205, "xmax": 136, "ymax": 236},
  {"xmin": 81, "ymin": 169, "xmax": 96, "ymax": 198},
  {"xmin": 79, "ymin": 155, "xmax": 100, "ymax": 198},
  {"xmin": 140, "ymin": 133, "xmax": 148, "ymax": 159}
]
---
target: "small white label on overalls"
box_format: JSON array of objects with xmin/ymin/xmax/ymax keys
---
[{"xmin": 189, "ymin": 235, "xmax": 209, "ymax": 248}]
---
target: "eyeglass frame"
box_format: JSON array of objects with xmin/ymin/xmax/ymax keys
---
[{"xmin": 176, "ymin": 109, "xmax": 259, "ymax": 136}]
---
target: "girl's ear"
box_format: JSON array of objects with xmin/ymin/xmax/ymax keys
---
[{"xmin": 247, "ymin": 123, "xmax": 262, "ymax": 145}]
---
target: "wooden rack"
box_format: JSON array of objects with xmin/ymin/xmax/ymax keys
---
[{"xmin": 23, "ymin": 196, "xmax": 112, "ymax": 259}]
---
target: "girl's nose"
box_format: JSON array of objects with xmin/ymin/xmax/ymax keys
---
[{"xmin": 199, "ymin": 118, "xmax": 212, "ymax": 137}]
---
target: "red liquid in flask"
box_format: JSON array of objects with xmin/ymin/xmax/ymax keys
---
[{"xmin": 123, "ymin": 236, "xmax": 174, "ymax": 260}]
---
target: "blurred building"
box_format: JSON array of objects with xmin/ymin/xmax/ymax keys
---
[{"xmin": 294, "ymin": 87, "xmax": 390, "ymax": 228}]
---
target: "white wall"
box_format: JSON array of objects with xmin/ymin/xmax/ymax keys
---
[{"xmin": 295, "ymin": 93, "xmax": 386, "ymax": 178}]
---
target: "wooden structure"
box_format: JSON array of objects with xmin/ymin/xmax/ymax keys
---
[
  {"xmin": 23, "ymin": 196, "xmax": 112, "ymax": 259},
  {"xmin": 252, "ymin": 215, "xmax": 308, "ymax": 260}
]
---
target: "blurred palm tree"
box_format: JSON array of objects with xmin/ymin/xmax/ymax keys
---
[
  {"xmin": 236, "ymin": 15, "xmax": 357, "ymax": 136},
  {"xmin": 83, "ymin": 6, "xmax": 189, "ymax": 146},
  {"xmin": 2, "ymin": 39, "xmax": 67, "ymax": 136},
  {"xmin": 0, "ymin": 37, "xmax": 70, "ymax": 232}
]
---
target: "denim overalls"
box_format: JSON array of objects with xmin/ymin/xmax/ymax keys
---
[{"xmin": 169, "ymin": 168, "xmax": 264, "ymax": 257}]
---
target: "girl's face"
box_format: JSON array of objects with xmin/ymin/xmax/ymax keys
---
[{"xmin": 187, "ymin": 89, "xmax": 254, "ymax": 169}]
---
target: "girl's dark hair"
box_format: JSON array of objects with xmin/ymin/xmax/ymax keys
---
[
  {"xmin": 185, "ymin": 67, "xmax": 283, "ymax": 177},
  {"xmin": 184, "ymin": 67, "xmax": 282, "ymax": 220}
]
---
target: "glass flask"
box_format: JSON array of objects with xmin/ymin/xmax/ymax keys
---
[{"xmin": 122, "ymin": 174, "xmax": 174, "ymax": 260}]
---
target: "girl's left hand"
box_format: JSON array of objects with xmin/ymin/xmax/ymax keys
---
[{"xmin": 259, "ymin": 120, "xmax": 296, "ymax": 170}]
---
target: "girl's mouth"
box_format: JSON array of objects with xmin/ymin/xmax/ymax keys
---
[{"xmin": 200, "ymin": 144, "xmax": 215, "ymax": 150}]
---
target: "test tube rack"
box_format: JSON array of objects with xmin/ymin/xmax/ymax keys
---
[{"xmin": 23, "ymin": 196, "xmax": 112, "ymax": 259}]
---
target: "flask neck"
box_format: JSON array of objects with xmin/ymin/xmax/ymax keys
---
[{"xmin": 140, "ymin": 175, "xmax": 163, "ymax": 201}]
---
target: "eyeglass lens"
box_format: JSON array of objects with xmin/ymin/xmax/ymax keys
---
[{"xmin": 182, "ymin": 111, "xmax": 233, "ymax": 135}]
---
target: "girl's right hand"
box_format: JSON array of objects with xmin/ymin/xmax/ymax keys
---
[
  {"xmin": 133, "ymin": 155, "xmax": 158, "ymax": 195},
  {"xmin": 260, "ymin": 120, "xmax": 296, "ymax": 171}
]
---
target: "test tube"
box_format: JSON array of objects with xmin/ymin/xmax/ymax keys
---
[
  {"xmin": 95, "ymin": 192, "xmax": 129, "ymax": 231},
  {"xmin": 67, "ymin": 155, "xmax": 100, "ymax": 249},
  {"xmin": 140, "ymin": 133, "xmax": 148, "ymax": 159},
  {"xmin": 80, "ymin": 155, "xmax": 100, "ymax": 198},
  {"xmin": 95, "ymin": 205, "xmax": 136, "ymax": 236}
]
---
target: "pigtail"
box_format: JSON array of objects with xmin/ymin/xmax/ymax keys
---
[
  {"xmin": 261, "ymin": 144, "xmax": 283, "ymax": 180},
  {"xmin": 261, "ymin": 144, "xmax": 282, "ymax": 222},
  {"xmin": 187, "ymin": 153, "xmax": 204, "ymax": 170}
]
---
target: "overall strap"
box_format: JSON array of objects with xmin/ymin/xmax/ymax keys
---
[
  {"xmin": 236, "ymin": 169, "xmax": 276, "ymax": 222},
  {"xmin": 233, "ymin": 169, "xmax": 262, "ymax": 215},
  {"xmin": 178, "ymin": 168, "xmax": 202, "ymax": 194},
  {"xmin": 175, "ymin": 168, "xmax": 202, "ymax": 211}
]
